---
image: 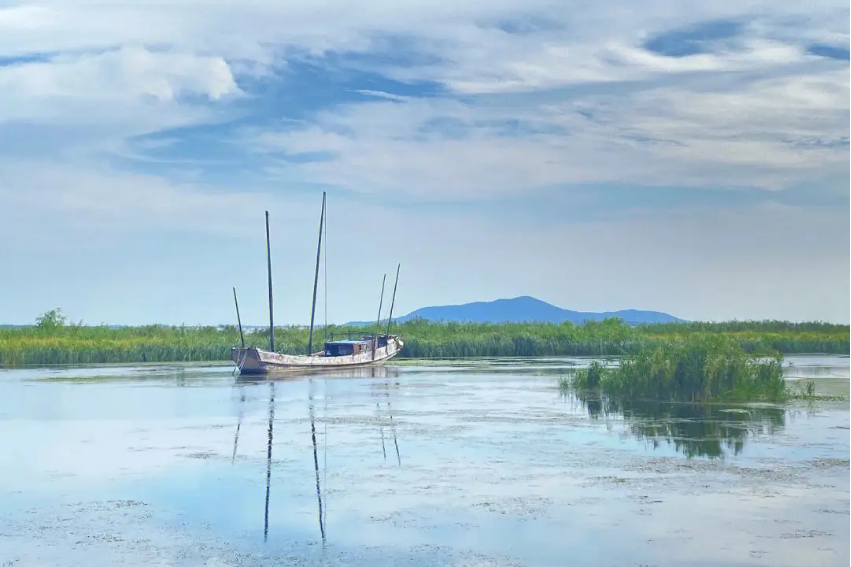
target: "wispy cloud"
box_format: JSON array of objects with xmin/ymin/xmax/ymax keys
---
[
  {"xmin": 247, "ymin": 64, "xmax": 848, "ymax": 197},
  {"xmin": 1, "ymin": 1, "xmax": 846, "ymax": 194}
]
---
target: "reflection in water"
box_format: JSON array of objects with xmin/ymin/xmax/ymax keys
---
[
  {"xmin": 377, "ymin": 403, "xmax": 386, "ymax": 461},
  {"xmin": 175, "ymin": 367, "xmax": 187, "ymax": 387},
  {"xmin": 388, "ymin": 401, "xmax": 401, "ymax": 466},
  {"xmin": 241, "ymin": 375, "xmax": 404, "ymax": 544},
  {"xmin": 236, "ymin": 364, "xmax": 400, "ymax": 384},
  {"xmin": 577, "ymin": 393, "xmax": 786, "ymax": 459},
  {"xmin": 785, "ymin": 362, "xmax": 850, "ymax": 379},
  {"xmin": 264, "ymin": 383, "xmax": 275, "ymax": 542},
  {"xmin": 373, "ymin": 380, "xmax": 401, "ymax": 466},
  {"xmin": 232, "ymin": 387, "xmax": 245, "ymax": 464},
  {"xmin": 254, "ymin": 380, "xmax": 328, "ymax": 545},
  {"xmin": 308, "ymin": 384, "xmax": 326, "ymax": 545}
]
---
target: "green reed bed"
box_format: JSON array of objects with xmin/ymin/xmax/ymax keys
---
[
  {"xmin": 566, "ymin": 337, "xmax": 788, "ymax": 402},
  {"xmin": 0, "ymin": 309, "xmax": 847, "ymax": 367}
]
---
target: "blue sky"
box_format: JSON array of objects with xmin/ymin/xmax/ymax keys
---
[{"xmin": 0, "ymin": 1, "xmax": 848, "ymax": 325}]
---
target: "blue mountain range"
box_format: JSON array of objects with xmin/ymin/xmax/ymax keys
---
[{"xmin": 350, "ymin": 296, "xmax": 683, "ymax": 326}]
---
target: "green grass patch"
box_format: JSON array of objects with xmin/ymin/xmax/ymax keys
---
[{"xmin": 567, "ymin": 336, "xmax": 788, "ymax": 402}]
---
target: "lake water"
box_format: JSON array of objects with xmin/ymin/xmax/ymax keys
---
[{"xmin": 1, "ymin": 356, "xmax": 848, "ymax": 566}]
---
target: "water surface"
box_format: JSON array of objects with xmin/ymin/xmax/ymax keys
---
[{"xmin": 1, "ymin": 356, "xmax": 848, "ymax": 566}]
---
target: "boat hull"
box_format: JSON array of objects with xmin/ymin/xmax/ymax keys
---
[{"xmin": 232, "ymin": 337, "xmax": 403, "ymax": 375}]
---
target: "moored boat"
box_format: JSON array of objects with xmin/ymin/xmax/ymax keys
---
[
  {"xmin": 232, "ymin": 334, "xmax": 404, "ymax": 374},
  {"xmin": 231, "ymin": 192, "xmax": 403, "ymax": 375}
]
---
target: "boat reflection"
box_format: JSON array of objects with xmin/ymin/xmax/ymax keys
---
[
  {"xmin": 236, "ymin": 364, "xmax": 400, "ymax": 384},
  {"xmin": 264, "ymin": 382, "xmax": 275, "ymax": 542},
  {"xmin": 308, "ymin": 382, "xmax": 327, "ymax": 544},
  {"xmin": 242, "ymin": 380, "xmax": 326, "ymax": 544},
  {"xmin": 576, "ymin": 393, "xmax": 786, "ymax": 459},
  {"xmin": 232, "ymin": 376, "xmax": 403, "ymax": 543},
  {"xmin": 232, "ymin": 386, "xmax": 245, "ymax": 465},
  {"xmin": 373, "ymin": 379, "xmax": 401, "ymax": 465}
]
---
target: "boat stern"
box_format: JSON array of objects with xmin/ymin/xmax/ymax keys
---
[{"xmin": 231, "ymin": 347, "xmax": 265, "ymax": 374}]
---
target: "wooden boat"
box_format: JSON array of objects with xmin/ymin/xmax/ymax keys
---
[
  {"xmin": 232, "ymin": 335, "xmax": 404, "ymax": 374},
  {"xmin": 233, "ymin": 337, "xmax": 404, "ymax": 372},
  {"xmin": 230, "ymin": 193, "xmax": 403, "ymax": 375}
]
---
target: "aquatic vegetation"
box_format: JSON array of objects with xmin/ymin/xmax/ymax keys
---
[
  {"xmin": 802, "ymin": 378, "xmax": 817, "ymax": 398},
  {"xmin": 570, "ymin": 360, "xmax": 606, "ymax": 389},
  {"xmin": 569, "ymin": 336, "xmax": 788, "ymax": 402},
  {"xmin": 787, "ymin": 378, "xmax": 848, "ymax": 402},
  {"xmin": 0, "ymin": 311, "xmax": 847, "ymax": 367}
]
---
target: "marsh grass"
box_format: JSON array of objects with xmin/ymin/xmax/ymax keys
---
[
  {"xmin": 0, "ymin": 312, "xmax": 848, "ymax": 367},
  {"xmin": 787, "ymin": 378, "xmax": 847, "ymax": 401},
  {"xmin": 567, "ymin": 336, "xmax": 788, "ymax": 402}
]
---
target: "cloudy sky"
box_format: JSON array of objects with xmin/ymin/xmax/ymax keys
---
[{"xmin": 0, "ymin": 0, "xmax": 848, "ymax": 325}]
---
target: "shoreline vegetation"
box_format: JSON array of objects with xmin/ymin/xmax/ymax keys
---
[{"xmin": 0, "ymin": 309, "xmax": 848, "ymax": 368}]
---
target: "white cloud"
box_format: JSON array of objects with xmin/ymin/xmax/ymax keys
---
[
  {"xmin": 402, "ymin": 37, "xmax": 811, "ymax": 95},
  {"xmin": 0, "ymin": 1, "xmax": 846, "ymax": 192},
  {"xmin": 248, "ymin": 63, "xmax": 848, "ymax": 197},
  {"xmin": 0, "ymin": 46, "xmax": 239, "ymax": 123}
]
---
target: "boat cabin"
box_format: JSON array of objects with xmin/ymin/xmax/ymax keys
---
[
  {"xmin": 324, "ymin": 338, "xmax": 372, "ymax": 357},
  {"xmin": 323, "ymin": 335, "xmax": 396, "ymax": 357}
]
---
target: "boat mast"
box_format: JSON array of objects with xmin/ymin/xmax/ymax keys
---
[
  {"xmin": 265, "ymin": 211, "xmax": 275, "ymax": 352},
  {"xmin": 308, "ymin": 192, "xmax": 326, "ymax": 355},
  {"xmin": 373, "ymin": 274, "xmax": 386, "ymax": 360},
  {"xmin": 385, "ymin": 263, "xmax": 400, "ymax": 337},
  {"xmin": 233, "ymin": 287, "xmax": 245, "ymax": 348}
]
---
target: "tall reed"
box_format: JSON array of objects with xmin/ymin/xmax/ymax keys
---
[
  {"xmin": 569, "ymin": 336, "xmax": 788, "ymax": 402},
  {"xmin": 0, "ymin": 313, "xmax": 847, "ymax": 367}
]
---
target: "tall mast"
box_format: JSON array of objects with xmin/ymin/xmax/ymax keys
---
[
  {"xmin": 385, "ymin": 264, "xmax": 400, "ymax": 337},
  {"xmin": 373, "ymin": 274, "xmax": 386, "ymax": 360},
  {"xmin": 233, "ymin": 287, "xmax": 245, "ymax": 348},
  {"xmin": 308, "ymin": 192, "xmax": 326, "ymax": 355},
  {"xmin": 265, "ymin": 211, "xmax": 275, "ymax": 352}
]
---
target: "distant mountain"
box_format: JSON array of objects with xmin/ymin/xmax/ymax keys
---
[{"xmin": 347, "ymin": 296, "xmax": 683, "ymax": 326}]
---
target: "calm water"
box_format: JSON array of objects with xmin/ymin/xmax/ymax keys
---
[{"xmin": 0, "ymin": 356, "xmax": 848, "ymax": 566}]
